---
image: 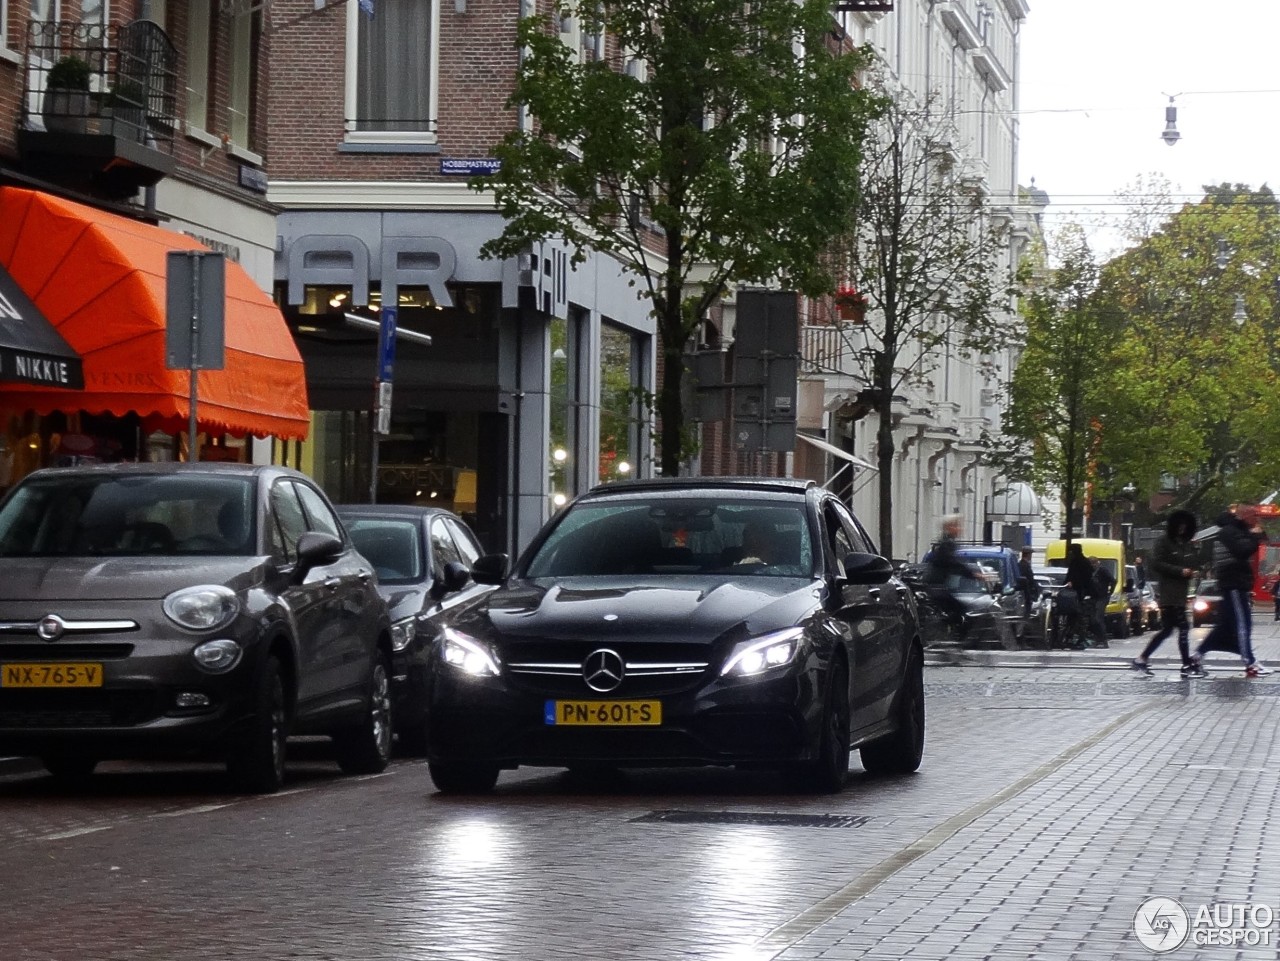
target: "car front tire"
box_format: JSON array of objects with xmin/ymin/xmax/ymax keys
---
[
  {"xmin": 335, "ymin": 651, "xmax": 394, "ymax": 775},
  {"xmin": 428, "ymin": 760, "xmax": 501, "ymax": 794},
  {"xmin": 227, "ymin": 654, "xmax": 288, "ymax": 794},
  {"xmin": 860, "ymin": 645, "xmax": 925, "ymax": 776},
  {"xmin": 795, "ymin": 658, "xmax": 850, "ymax": 793}
]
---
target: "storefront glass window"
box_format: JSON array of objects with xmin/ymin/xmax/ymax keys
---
[
  {"xmin": 599, "ymin": 322, "xmax": 638, "ymax": 484},
  {"xmin": 549, "ymin": 316, "xmax": 570, "ymax": 509}
]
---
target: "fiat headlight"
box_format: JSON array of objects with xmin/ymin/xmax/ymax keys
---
[
  {"xmin": 163, "ymin": 585, "xmax": 240, "ymax": 632},
  {"xmin": 440, "ymin": 628, "xmax": 501, "ymax": 677},
  {"xmin": 390, "ymin": 617, "xmax": 417, "ymax": 652},
  {"xmin": 721, "ymin": 627, "xmax": 803, "ymax": 677}
]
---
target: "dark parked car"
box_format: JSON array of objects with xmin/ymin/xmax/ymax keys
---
[
  {"xmin": 336, "ymin": 504, "xmax": 498, "ymax": 755},
  {"xmin": 0, "ymin": 463, "xmax": 393, "ymax": 792},
  {"xmin": 425, "ymin": 477, "xmax": 924, "ymax": 794},
  {"xmin": 1191, "ymin": 579, "xmax": 1223, "ymax": 627}
]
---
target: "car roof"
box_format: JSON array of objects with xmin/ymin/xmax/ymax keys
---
[
  {"xmin": 335, "ymin": 503, "xmax": 457, "ymax": 521},
  {"xmin": 25, "ymin": 461, "xmax": 287, "ymax": 480},
  {"xmin": 582, "ymin": 476, "xmax": 816, "ymax": 498}
]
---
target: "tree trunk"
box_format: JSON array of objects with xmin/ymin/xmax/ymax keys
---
[
  {"xmin": 874, "ymin": 347, "xmax": 896, "ymax": 558},
  {"xmin": 658, "ymin": 329, "xmax": 686, "ymax": 476}
]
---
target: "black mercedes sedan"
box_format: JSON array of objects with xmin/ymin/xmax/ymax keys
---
[
  {"xmin": 425, "ymin": 477, "xmax": 924, "ymax": 794},
  {"xmin": 0, "ymin": 463, "xmax": 393, "ymax": 792},
  {"xmin": 335, "ymin": 503, "xmax": 498, "ymax": 755}
]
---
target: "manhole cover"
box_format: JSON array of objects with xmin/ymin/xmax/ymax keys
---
[{"xmin": 630, "ymin": 810, "xmax": 870, "ymax": 828}]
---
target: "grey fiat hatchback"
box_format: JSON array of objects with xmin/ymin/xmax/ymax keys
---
[{"xmin": 0, "ymin": 462, "xmax": 393, "ymax": 792}]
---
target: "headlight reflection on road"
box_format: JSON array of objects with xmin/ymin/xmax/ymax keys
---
[
  {"xmin": 700, "ymin": 831, "xmax": 783, "ymax": 946},
  {"xmin": 432, "ymin": 818, "xmax": 514, "ymax": 876}
]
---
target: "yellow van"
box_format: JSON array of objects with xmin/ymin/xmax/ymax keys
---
[{"xmin": 1044, "ymin": 538, "xmax": 1130, "ymax": 638}]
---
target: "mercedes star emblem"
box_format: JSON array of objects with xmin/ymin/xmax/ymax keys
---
[{"xmin": 582, "ymin": 648, "xmax": 624, "ymax": 692}]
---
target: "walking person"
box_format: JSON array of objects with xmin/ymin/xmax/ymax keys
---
[
  {"xmin": 1018, "ymin": 547, "xmax": 1038, "ymax": 622},
  {"xmin": 1063, "ymin": 544, "xmax": 1095, "ymax": 649},
  {"xmin": 1132, "ymin": 510, "xmax": 1201, "ymax": 677},
  {"xmin": 1271, "ymin": 576, "xmax": 1280, "ymax": 622},
  {"xmin": 1088, "ymin": 556, "xmax": 1114, "ymax": 649},
  {"xmin": 1191, "ymin": 507, "xmax": 1269, "ymax": 678}
]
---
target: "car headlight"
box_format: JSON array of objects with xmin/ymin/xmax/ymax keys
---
[
  {"xmin": 1193, "ymin": 600, "xmax": 1209, "ymax": 612},
  {"xmin": 440, "ymin": 628, "xmax": 501, "ymax": 677},
  {"xmin": 163, "ymin": 585, "xmax": 240, "ymax": 631},
  {"xmin": 390, "ymin": 617, "xmax": 417, "ymax": 652},
  {"xmin": 193, "ymin": 638, "xmax": 242, "ymax": 673},
  {"xmin": 721, "ymin": 627, "xmax": 803, "ymax": 677}
]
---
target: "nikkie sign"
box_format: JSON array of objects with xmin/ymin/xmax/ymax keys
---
[{"xmin": 0, "ymin": 263, "xmax": 83, "ymax": 389}]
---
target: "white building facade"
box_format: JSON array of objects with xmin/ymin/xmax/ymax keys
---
[{"xmin": 800, "ymin": 0, "xmax": 1042, "ymax": 561}]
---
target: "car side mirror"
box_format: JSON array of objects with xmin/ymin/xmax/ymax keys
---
[
  {"xmin": 294, "ymin": 531, "xmax": 343, "ymax": 581},
  {"xmin": 471, "ymin": 552, "xmax": 510, "ymax": 585},
  {"xmin": 842, "ymin": 552, "xmax": 893, "ymax": 585},
  {"xmin": 431, "ymin": 560, "xmax": 472, "ymax": 599}
]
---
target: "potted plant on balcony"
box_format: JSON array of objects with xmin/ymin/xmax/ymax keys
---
[
  {"xmin": 105, "ymin": 77, "xmax": 148, "ymax": 136},
  {"xmin": 835, "ymin": 285, "xmax": 868, "ymax": 323},
  {"xmin": 42, "ymin": 55, "xmax": 93, "ymax": 134}
]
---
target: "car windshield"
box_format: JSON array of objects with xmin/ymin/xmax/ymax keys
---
[
  {"xmin": 1197, "ymin": 580, "xmax": 1220, "ymax": 596},
  {"xmin": 0, "ymin": 473, "xmax": 256, "ymax": 557},
  {"xmin": 1034, "ymin": 568, "xmax": 1068, "ymax": 587},
  {"xmin": 346, "ymin": 518, "xmax": 423, "ymax": 584},
  {"xmin": 524, "ymin": 495, "xmax": 814, "ymax": 578}
]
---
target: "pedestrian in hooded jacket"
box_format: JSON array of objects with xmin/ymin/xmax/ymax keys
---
[
  {"xmin": 1062, "ymin": 543, "xmax": 1094, "ymax": 648},
  {"xmin": 1190, "ymin": 508, "xmax": 1269, "ymax": 678},
  {"xmin": 1132, "ymin": 510, "xmax": 1201, "ymax": 677}
]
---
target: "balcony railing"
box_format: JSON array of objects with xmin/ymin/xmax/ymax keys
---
[
  {"xmin": 801, "ymin": 324, "xmax": 863, "ymax": 376},
  {"xmin": 22, "ymin": 19, "xmax": 179, "ymax": 152}
]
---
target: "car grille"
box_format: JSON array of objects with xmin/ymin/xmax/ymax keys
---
[
  {"xmin": 0, "ymin": 644, "xmax": 134, "ymax": 660},
  {"xmin": 505, "ymin": 641, "xmax": 710, "ymax": 697},
  {"xmin": 0, "ymin": 689, "xmax": 162, "ymax": 728}
]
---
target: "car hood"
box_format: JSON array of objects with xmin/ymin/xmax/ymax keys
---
[
  {"xmin": 452, "ymin": 576, "xmax": 822, "ymax": 645},
  {"xmin": 0, "ymin": 556, "xmax": 266, "ymax": 602}
]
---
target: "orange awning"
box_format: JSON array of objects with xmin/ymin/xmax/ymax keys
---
[{"xmin": 0, "ymin": 187, "xmax": 309, "ymax": 440}]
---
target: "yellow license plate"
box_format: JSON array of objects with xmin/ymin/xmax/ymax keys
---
[
  {"xmin": 1, "ymin": 663, "xmax": 104, "ymax": 688},
  {"xmin": 545, "ymin": 700, "xmax": 662, "ymax": 726}
]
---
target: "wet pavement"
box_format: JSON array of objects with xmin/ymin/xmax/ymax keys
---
[{"xmin": 1, "ymin": 643, "xmax": 1277, "ymax": 959}]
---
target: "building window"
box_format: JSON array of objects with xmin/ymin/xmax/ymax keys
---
[
  {"xmin": 346, "ymin": 0, "xmax": 438, "ymax": 141},
  {"xmin": 228, "ymin": 6, "xmax": 260, "ymax": 149},
  {"xmin": 599, "ymin": 322, "xmax": 639, "ymax": 484},
  {"xmin": 184, "ymin": 0, "xmax": 211, "ymax": 131}
]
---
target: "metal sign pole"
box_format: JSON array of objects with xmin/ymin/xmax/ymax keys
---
[{"xmin": 187, "ymin": 255, "xmax": 201, "ymax": 461}]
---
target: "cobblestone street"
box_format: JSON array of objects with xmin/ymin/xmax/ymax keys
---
[{"xmin": 2, "ymin": 619, "xmax": 1278, "ymax": 960}]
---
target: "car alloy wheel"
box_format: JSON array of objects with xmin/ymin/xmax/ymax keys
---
[
  {"xmin": 336, "ymin": 652, "xmax": 393, "ymax": 775},
  {"xmin": 859, "ymin": 645, "xmax": 925, "ymax": 776},
  {"xmin": 796, "ymin": 657, "xmax": 850, "ymax": 793},
  {"xmin": 228, "ymin": 654, "xmax": 288, "ymax": 794}
]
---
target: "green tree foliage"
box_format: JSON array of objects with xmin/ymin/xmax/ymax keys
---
[
  {"xmin": 1001, "ymin": 227, "xmax": 1121, "ymax": 543},
  {"xmin": 829, "ymin": 95, "xmax": 1013, "ymax": 555},
  {"xmin": 1097, "ymin": 184, "xmax": 1280, "ymax": 513},
  {"xmin": 475, "ymin": 0, "xmax": 882, "ymax": 475}
]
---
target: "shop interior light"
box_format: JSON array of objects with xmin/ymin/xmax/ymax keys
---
[
  {"xmin": 553, "ymin": 448, "xmax": 568, "ymax": 463},
  {"xmin": 552, "ymin": 492, "xmax": 567, "ymax": 507},
  {"xmin": 617, "ymin": 460, "xmax": 631, "ymax": 474}
]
